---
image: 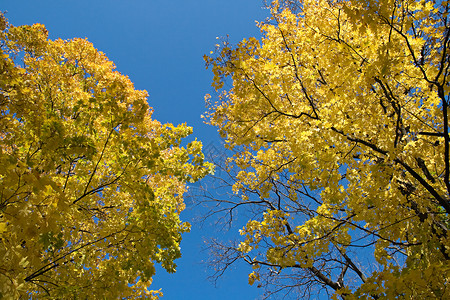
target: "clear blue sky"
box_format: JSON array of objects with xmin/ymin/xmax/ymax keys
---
[{"xmin": 2, "ymin": 0, "xmax": 269, "ymax": 299}]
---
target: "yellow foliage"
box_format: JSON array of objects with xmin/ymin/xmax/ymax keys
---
[
  {"xmin": 205, "ymin": 0, "xmax": 450, "ymax": 298},
  {"xmin": 0, "ymin": 13, "xmax": 212, "ymax": 298}
]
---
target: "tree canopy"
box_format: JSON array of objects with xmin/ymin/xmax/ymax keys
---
[
  {"xmin": 0, "ymin": 14, "xmax": 212, "ymax": 299},
  {"xmin": 204, "ymin": 0, "xmax": 450, "ymax": 298}
]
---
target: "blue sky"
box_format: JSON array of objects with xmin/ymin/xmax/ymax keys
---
[{"xmin": 2, "ymin": 0, "xmax": 270, "ymax": 299}]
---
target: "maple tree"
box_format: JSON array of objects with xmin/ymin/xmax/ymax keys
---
[
  {"xmin": 0, "ymin": 14, "xmax": 212, "ymax": 299},
  {"xmin": 204, "ymin": 0, "xmax": 450, "ymax": 298}
]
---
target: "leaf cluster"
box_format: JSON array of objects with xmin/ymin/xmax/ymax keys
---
[
  {"xmin": 204, "ymin": 0, "xmax": 450, "ymax": 298},
  {"xmin": 0, "ymin": 13, "xmax": 213, "ymax": 299}
]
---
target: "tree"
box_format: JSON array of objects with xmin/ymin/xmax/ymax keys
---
[
  {"xmin": 0, "ymin": 14, "xmax": 212, "ymax": 299},
  {"xmin": 204, "ymin": 0, "xmax": 450, "ymax": 298}
]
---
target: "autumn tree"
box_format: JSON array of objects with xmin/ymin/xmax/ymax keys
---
[
  {"xmin": 204, "ymin": 0, "xmax": 450, "ymax": 298},
  {"xmin": 0, "ymin": 14, "xmax": 212, "ymax": 299}
]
